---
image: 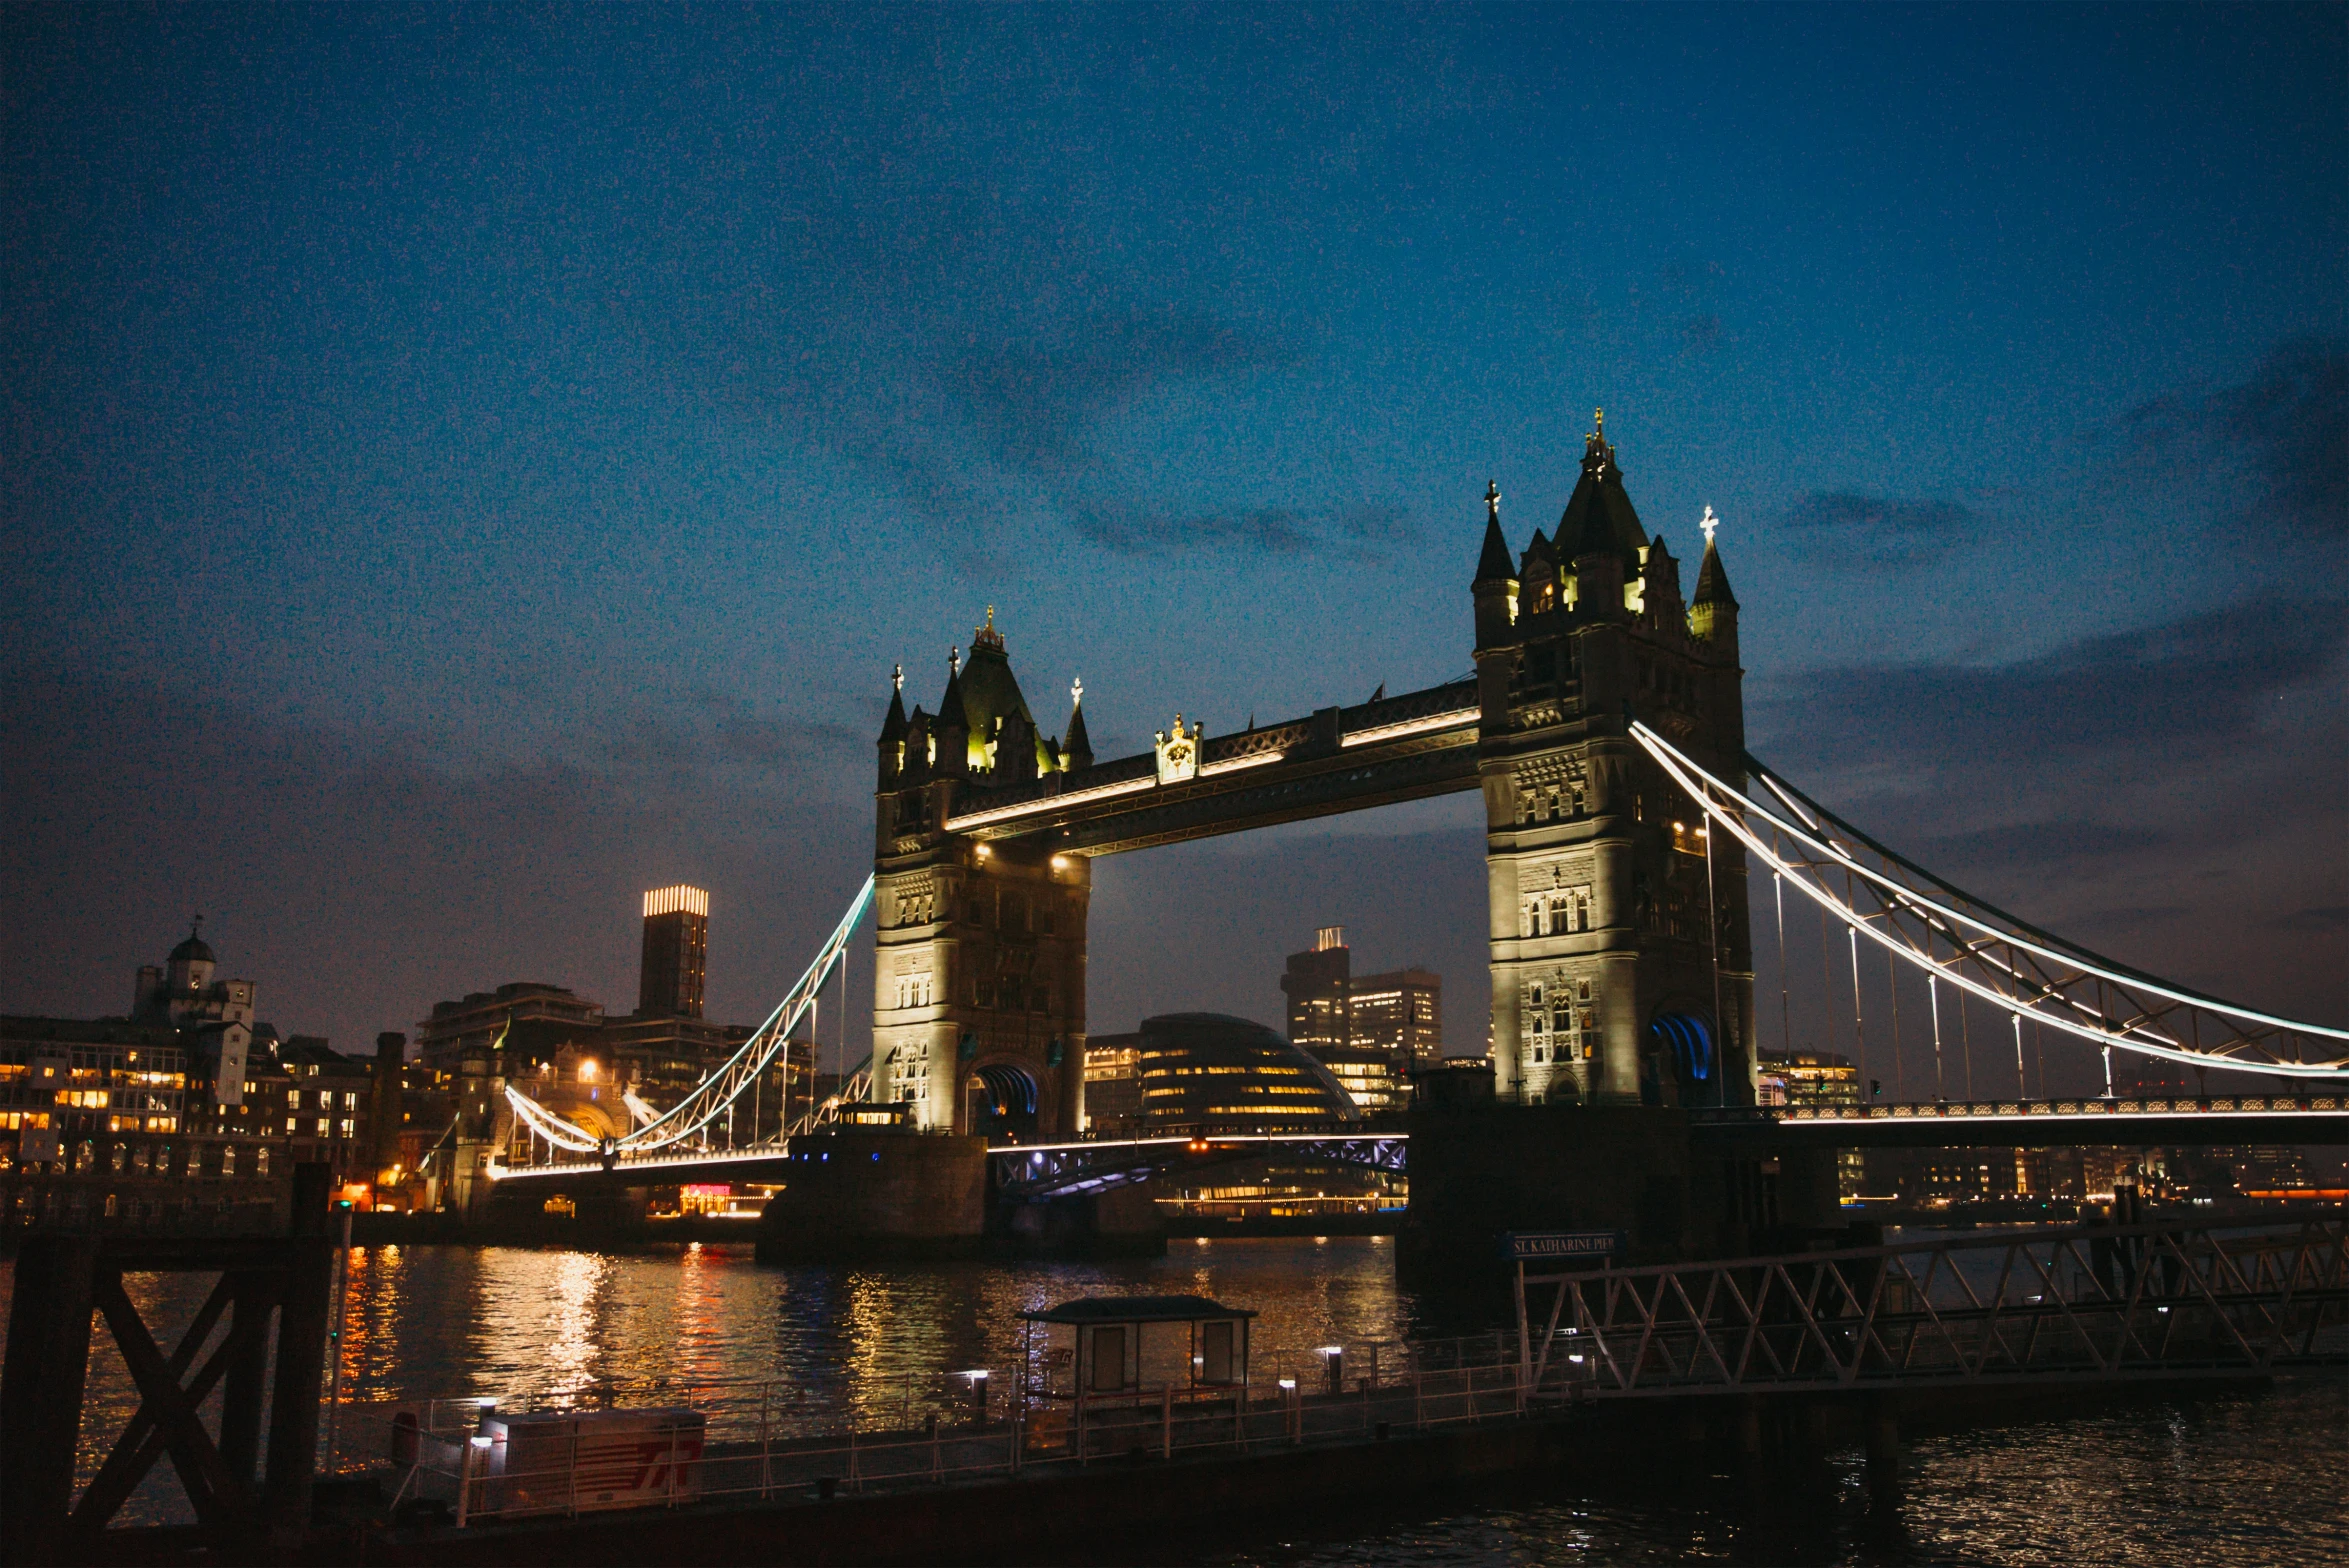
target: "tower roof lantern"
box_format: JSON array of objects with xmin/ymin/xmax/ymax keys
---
[
  {"xmin": 949, "ymin": 609, "xmax": 1055, "ymax": 778},
  {"xmin": 1558, "ymin": 407, "xmax": 1648, "ymax": 566}
]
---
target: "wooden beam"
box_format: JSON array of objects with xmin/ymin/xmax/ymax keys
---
[{"xmin": 0, "ymin": 1234, "xmax": 98, "ymax": 1567}]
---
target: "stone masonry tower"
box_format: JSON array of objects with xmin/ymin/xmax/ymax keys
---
[
  {"xmin": 1472, "ymin": 415, "xmax": 1756, "ymax": 1108},
  {"xmin": 872, "ymin": 612, "xmax": 1091, "ymax": 1138}
]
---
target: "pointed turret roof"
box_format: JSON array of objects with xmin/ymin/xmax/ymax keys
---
[
  {"xmin": 1064, "ymin": 677, "xmax": 1093, "ymax": 769},
  {"xmin": 879, "ymin": 664, "xmax": 909, "ymax": 743},
  {"xmin": 1557, "ymin": 410, "xmax": 1647, "ymax": 565},
  {"xmin": 1692, "ymin": 538, "xmax": 1737, "ymax": 607},
  {"xmin": 1473, "ymin": 480, "xmax": 1517, "ymax": 584},
  {"xmin": 937, "ymin": 651, "xmax": 970, "ymax": 732}
]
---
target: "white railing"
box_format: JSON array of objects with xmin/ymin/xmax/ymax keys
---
[{"xmin": 325, "ymin": 1334, "xmax": 1547, "ymax": 1525}]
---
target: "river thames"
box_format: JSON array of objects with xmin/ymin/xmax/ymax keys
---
[{"xmin": 12, "ymin": 1236, "xmax": 2344, "ymax": 1563}]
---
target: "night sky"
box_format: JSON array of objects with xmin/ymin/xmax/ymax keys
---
[{"xmin": 5, "ymin": 6, "xmax": 2343, "ymax": 1093}]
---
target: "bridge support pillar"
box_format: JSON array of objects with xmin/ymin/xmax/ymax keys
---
[{"xmin": 755, "ymin": 1132, "xmax": 988, "ymax": 1262}]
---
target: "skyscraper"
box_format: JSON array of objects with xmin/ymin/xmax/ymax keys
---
[
  {"xmin": 1281, "ymin": 927, "xmax": 1351, "ymax": 1052},
  {"xmin": 638, "ymin": 885, "xmax": 710, "ymax": 1020}
]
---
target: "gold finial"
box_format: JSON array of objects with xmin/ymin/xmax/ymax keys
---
[
  {"xmin": 892, "ymin": 662, "xmax": 903, "ymax": 693},
  {"xmin": 1593, "ymin": 407, "xmax": 1603, "ymax": 434},
  {"xmin": 1071, "ymin": 675, "xmax": 1083, "ymax": 707},
  {"xmin": 1485, "ymin": 479, "xmax": 1500, "ymax": 519},
  {"xmin": 986, "ymin": 605, "xmax": 995, "ymax": 630},
  {"xmin": 949, "ymin": 646, "xmax": 960, "ymax": 677}
]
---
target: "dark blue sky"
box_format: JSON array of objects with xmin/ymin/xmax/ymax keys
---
[{"xmin": 5, "ymin": 5, "xmax": 2343, "ymax": 1085}]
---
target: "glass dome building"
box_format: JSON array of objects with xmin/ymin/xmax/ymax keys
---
[{"xmin": 1134, "ymin": 1013, "xmax": 1362, "ymax": 1132}]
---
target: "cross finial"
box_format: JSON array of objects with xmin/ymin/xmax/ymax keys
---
[
  {"xmin": 949, "ymin": 646, "xmax": 960, "ymax": 677},
  {"xmin": 190, "ymin": 913, "xmax": 203, "ymax": 939},
  {"xmin": 891, "ymin": 662, "xmax": 903, "ymax": 694},
  {"xmin": 1700, "ymin": 505, "xmax": 1719, "ymax": 548},
  {"xmin": 1071, "ymin": 675, "xmax": 1083, "ymax": 708},
  {"xmin": 1485, "ymin": 479, "xmax": 1499, "ymax": 520}
]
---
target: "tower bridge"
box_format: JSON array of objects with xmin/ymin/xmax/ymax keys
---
[{"xmin": 486, "ymin": 414, "xmax": 2346, "ymax": 1263}]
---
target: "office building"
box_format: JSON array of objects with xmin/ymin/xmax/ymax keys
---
[
  {"xmin": 1349, "ymin": 967, "xmax": 1442, "ymax": 1068},
  {"xmin": 1082, "ymin": 1032, "xmax": 1143, "ymax": 1135},
  {"xmin": 638, "ymin": 884, "xmax": 710, "ymax": 1020},
  {"xmin": 1281, "ymin": 927, "xmax": 1352, "ymax": 1053}
]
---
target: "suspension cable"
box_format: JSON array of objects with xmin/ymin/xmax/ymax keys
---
[
  {"xmin": 1773, "ymin": 865, "xmax": 1791, "ymax": 1057},
  {"xmin": 1961, "ymin": 990, "xmax": 1974, "ymax": 1101},
  {"xmin": 1929, "ymin": 974, "xmax": 1945, "ymax": 1101},
  {"xmin": 1627, "ymin": 723, "xmax": 2349, "ymax": 1078},
  {"xmin": 504, "ymin": 874, "xmax": 876, "ymax": 1157},
  {"xmin": 1848, "ymin": 924, "xmax": 1867, "ymax": 1099}
]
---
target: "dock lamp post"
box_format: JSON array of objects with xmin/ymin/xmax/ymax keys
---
[
  {"xmin": 1316, "ymin": 1345, "xmax": 1344, "ymax": 1395},
  {"xmin": 958, "ymin": 1369, "xmax": 990, "ymax": 1428}
]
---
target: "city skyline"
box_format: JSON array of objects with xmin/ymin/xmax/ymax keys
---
[{"xmin": 4, "ymin": 6, "xmax": 2342, "ymax": 1084}]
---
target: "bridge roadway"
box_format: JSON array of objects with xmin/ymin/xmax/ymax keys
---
[{"xmin": 488, "ymin": 1095, "xmax": 2344, "ymax": 1192}]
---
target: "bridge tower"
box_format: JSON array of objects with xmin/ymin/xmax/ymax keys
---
[
  {"xmin": 872, "ymin": 613, "xmax": 1090, "ymax": 1138},
  {"xmin": 1472, "ymin": 416, "xmax": 1756, "ymax": 1108}
]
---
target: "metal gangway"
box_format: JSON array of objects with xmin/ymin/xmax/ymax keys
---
[{"xmin": 1518, "ymin": 1217, "xmax": 2349, "ymax": 1402}]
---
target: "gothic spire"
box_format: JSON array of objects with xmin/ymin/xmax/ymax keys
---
[
  {"xmin": 1692, "ymin": 534, "xmax": 1737, "ymax": 608},
  {"xmin": 1062, "ymin": 676, "xmax": 1093, "ymax": 772},
  {"xmin": 1473, "ymin": 479, "xmax": 1517, "ymax": 585},
  {"xmin": 879, "ymin": 662, "xmax": 909, "ymax": 743}
]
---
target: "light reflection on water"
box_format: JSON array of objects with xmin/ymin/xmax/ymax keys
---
[
  {"xmin": 314, "ymin": 1237, "xmax": 1423, "ymax": 1414},
  {"xmin": 1217, "ymin": 1380, "xmax": 2347, "ymax": 1567},
  {"xmin": 6, "ymin": 1237, "xmax": 2342, "ymax": 1561}
]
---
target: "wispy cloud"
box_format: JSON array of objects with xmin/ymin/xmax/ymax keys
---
[
  {"xmin": 1069, "ymin": 499, "xmax": 1413, "ymax": 558},
  {"xmin": 2100, "ymin": 336, "xmax": 2348, "ymax": 535},
  {"xmin": 941, "ymin": 308, "xmax": 1295, "ymax": 476},
  {"xmin": 1760, "ymin": 592, "xmax": 2348, "ymax": 766},
  {"xmin": 1767, "ymin": 491, "xmax": 1988, "ymax": 570}
]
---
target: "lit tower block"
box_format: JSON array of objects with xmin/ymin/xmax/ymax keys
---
[
  {"xmin": 871, "ymin": 611, "xmax": 1090, "ymax": 1138},
  {"xmin": 639, "ymin": 885, "xmax": 710, "ymax": 1019},
  {"xmin": 1472, "ymin": 414, "xmax": 1755, "ymax": 1107}
]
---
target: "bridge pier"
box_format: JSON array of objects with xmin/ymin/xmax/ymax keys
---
[
  {"xmin": 753, "ymin": 1132, "xmax": 1170, "ymax": 1262},
  {"xmin": 1399, "ymin": 1100, "xmax": 1845, "ymax": 1288}
]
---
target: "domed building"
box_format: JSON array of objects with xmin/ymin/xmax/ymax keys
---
[{"xmin": 1135, "ymin": 1013, "xmax": 1361, "ymax": 1133}]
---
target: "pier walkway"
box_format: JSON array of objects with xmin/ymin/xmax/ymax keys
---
[{"xmin": 337, "ymin": 1216, "xmax": 2344, "ymax": 1530}]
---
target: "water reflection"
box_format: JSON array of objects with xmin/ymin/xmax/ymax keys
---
[
  {"xmin": 323, "ymin": 1236, "xmax": 1421, "ymax": 1410},
  {"xmin": 1212, "ymin": 1381, "xmax": 2348, "ymax": 1568},
  {"xmin": 8, "ymin": 1238, "xmax": 2338, "ymax": 1561}
]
